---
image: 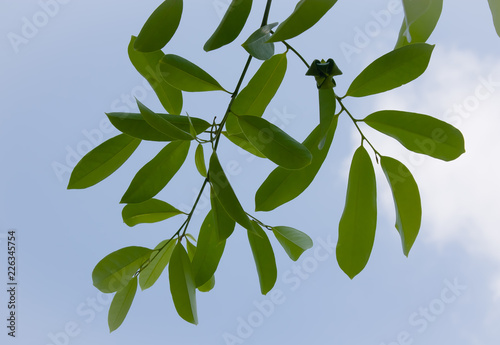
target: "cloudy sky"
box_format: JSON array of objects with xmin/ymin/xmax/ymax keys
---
[{"xmin": 1, "ymin": 0, "xmax": 499, "ymax": 344}]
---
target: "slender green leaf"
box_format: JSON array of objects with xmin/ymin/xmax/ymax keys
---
[
  {"xmin": 139, "ymin": 239, "xmax": 176, "ymax": 290},
  {"xmin": 204, "ymin": 0, "xmax": 253, "ymax": 51},
  {"xmin": 226, "ymin": 53, "xmax": 288, "ymax": 135},
  {"xmin": 198, "ymin": 275, "xmax": 215, "ymax": 292},
  {"xmin": 134, "ymin": 0, "xmax": 183, "ymax": 52},
  {"xmin": 92, "ymin": 246, "xmax": 152, "ymax": 293},
  {"xmin": 106, "ymin": 112, "xmax": 210, "ymax": 141},
  {"xmin": 395, "ymin": 0, "xmax": 443, "ymax": 48},
  {"xmin": 209, "ymin": 152, "xmax": 255, "ymax": 232},
  {"xmin": 318, "ymin": 87, "xmax": 337, "ymax": 149},
  {"xmin": 255, "ymin": 116, "xmax": 338, "ymax": 211},
  {"xmin": 108, "ymin": 276, "xmax": 137, "ymax": 332},
  {"xmin": 272, "ymin": 226, "xmax": 313, "ymax": 261},
  {"xmin": 122, "ymin": 199, "xmax": 184, "ymax": 227},
  {"xmin": 380, "ymin": 157, "xmax": 421, "ymax": 256},
  {"xmin": 183, "ymin": 239, "xmax": 216, "ymax": 292},
  {"xmin": 268, "ymin": 0, "xmax": 338, "ymax": 42},
  {"xmin": 223, "ymin": 131, "xmax": 267, "ymax": 158},
  {"xmin": 192, "ymin": 211, "xmax": 226, "ymax": 287},
  {"xmin": 68, "ymin": 134, "xmax": 140, "ymax": 189},
  {"xmin": 337, "ymin": 146, "xmax": 377, "ymax": 279},
  {"xmin": 248, "ymin": 221, "xmax": 277, "ymax": 295},
  {"xmin": 363, "ymin": 110, "xmax": 465, "ymax": 161},
  {"xmin": 345, "ymin": 43, "xmax": 434, "ymax": 97},
  {"xmin": 237, "ymin": 115, "xmax": 312, "ymax": 169},
  {"xmin": 121, "ymin": 141, "xmax": 190, "ymax": 203},
  {"xmin": 169, "ymin": 242, "xmax": 198, "ymax": 324},
  {"xmin": 242, "ymin": 23, "xmax": 278, "ymax": 60},
  {"xmin": 195, "ymin": 144, "xmax": 207, "ymax": 177},
  {"xmin": 159, "ymin": 54, "xmax": 227, "ymax": 92},
  {"xmin": 128, "ymin": 36, "xmax": 182, "ymax": 114},
  {"xmin": 137, "ymin": 100, "xmax": 193, "ymax": 140},
  {"xmin": 210, "ymin": 187, "xmax": 236, "ymax": 242},
  {"xmin": 488, "ymin": 0, "xmax": 500, "ymax": 37}
]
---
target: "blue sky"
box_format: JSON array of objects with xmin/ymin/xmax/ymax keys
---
[{"xmin": 1, "ymin": 0, "xmax": 500, "ymax": 344}]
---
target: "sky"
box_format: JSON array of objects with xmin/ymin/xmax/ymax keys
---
[{"xmin": 1, "ymin": 0, "xmax": 500, "ymax": 344}]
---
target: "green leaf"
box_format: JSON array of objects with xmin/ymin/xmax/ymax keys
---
[
  {"xmin": 345, "ymin": 43, "xmax": 434, "ymax": 98},
  {"xmin": 318, "ymin": 87, "xmax": 337, "ymax": 149},
  {"xmin": 68, "ymin": 134, "xmax": 140, "ymax": 190},
  {"xmin": 159, "ymin": 54, "xmax": 227, "ymax": 92},
  {"xmin": 92, "ymin": 246, "xmax": 152, "ymax": 293},
  {"xmin": 195, "ymin": 144, "xmax": 207, "ymax": 177},
  {"xmin": 395, "ymin": 0, "xmax": 443, "ymax": 48},
  {"xmin": 210, "ymin": 187, "xmax": 236, "ymax": 242},
  {"xmin": 255, "ymin": 116, "xmax": 338, "ymax": 211},
  {"xmin": 122, "ymin": 199, "xmax": 184, "ymax": 227},
  {"xmin": 139, "ymin": 240, "xmax": 176, "ymax": 290},
  {"xmin": 134, "ymin": 0, "xmax": 183, "ymax": 52},
  {"xmin": 268, "ymin": 0, "xmax": 338, "ymax": 42},
  {"xmin": 204, "ymin": 0, "xmax": 253, "ymax": 51},
  {"xmin": 242, "ymin": 23, "xmax": 278, "ymax": 60},
  {"xmin": 128, "ymin": 36, "xmax": 182, "ymax": 114},
  {"xmin": 169, "ymin": 242, "xmax": 198, "ymax": 324},
  {"xmin": 272, "ymin": 226, "xmax": 313, "ymax": 261},
  {"xmin": 488, "ymin": 0, "xmax": 500, "ymax": 37},
  {"xmin": 226, "ymin": 53, "xmax": 288, "ymax": 135},
  {"xmin": 336, "ymin": 146, "xmax": 377, "ymax": 279},
  {"xmin": 198, "ymin": 275, "xmax": 215, "ymax": 293},
  {"xmin": 108, "ymin": 276, "xmax": 137, "ymax": 332},
  {"xmin": 363, "ymin": 110, "xmax": 465, "ymax": 161},
  {"xmin": 223, "ymin": 131, "xmax": 267, "ymax": 158},
  {"xmin": 208, "ymin": 152, "xmax": 255, "ymax": 233},
  {"xmin": 137, "ymin": 100, "xmax": 193, "ymax": 140},
  {"xmin": 121, "ymin": 140, "xmax": 190, "ymax": 203},
  {"xmin": 192, "ymin": 211, "xmax": 226, "ymax": 287},
  {"xmin": 106, "ymin": 112, "xmax": 210, "ymax": 142},
  {"xmin": 237, "ymin": 115, "xmax": 312, "ymax": 169},
  {"xmin": 380, "ymin": 157, "xmax": 421, "ymax": 256},
  {"xmin": 247, "ymin": 221, "xmax": 277, "ymax": 295}
]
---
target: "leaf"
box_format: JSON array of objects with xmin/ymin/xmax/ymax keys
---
[
  {"xmin": 139, "ymin": 239, "xmax": 176, "ymax": 290},
  {"xmin": 345, "ymin": 43, "xmax": 434, "ymax": 98},
  {"xmin": 210, "ymin": 187, "xmax": 236, "ymax": 242},
  {"xmin": 134, "ymin": 0, "xmax": 183, "ymax": 52},
  {"xmin": 122, "ymin": 199, "xmax": 184, "ymax": 227},
  {"xmin": 272, "ymin": 226, "xmax": 313, "ymax": 261},
  {"xmin": 488, "ymin": 0, "xmax": 500, "ymax": 37},
  {"xmin": 363, "ymin": 110, "xmax": 465, "ymax": 161},
  {"xmin": 237, "ymin": 115, "xmax": 312, "ymax": 169},
  {"xmin": 128, "ymin": 36, "xmax": 182, "ymax": 114},
  {"xmin": 121, "ymin": 140, "xmax": 190, "ymax": 203},
  {"xmin": 169, "ymin": 242, "xmax": 198, "ymax": 324},
  {"xmin": 106, "ymin": 112, "xmax": 210, "ymax": 141},
  {"xmin": 208, "ymin": 152, "xmax": 255, "ymax": 233},
  {"xmin": 68, "ymin": 134, "xmax": 140, "ymax": 189},
  {"xmin": 159, "ymin": 54, "xmax": 227, "ymax": 92},
  {"xmin": 242, "ymin": 23, "xmax": 278, "ymax": 60},
  {"xmin": 255, "ymin": 116, "xmax": 338, "ymax": 211},
  {"xmin": 380, "ymin": 157, "xmax": 421, "ymax": 256},
  {"xmin": 137, "ymin": 100, "xmax": 193, "ymax": 140},
  {"xmin": 195, "ymin": 144, "xmax": 207, "ymax": 177},
  {"xmin": 336, "ymin": 146, "xmax": 377, "ymax": 279},
  {"xmin": 198, "ymin": 275, "xmax": 215, "ymax": 293},
  {"xmin": 204, "ymin": 0, "xmax": 253, "ymax": 51},
  {"xmin": 318, "ymin": 87, "xmax": 337, "ymax": 149},
  {"xmin": 268, "ymin": 0, "xmax": 338, "ymax": 42},
  {"xmin": 191, "ymin": 211, "xmax": 226, "ymax": 287},
  {"xmin": 92, "ymin": 246, "xmax": 152, "ymax": 293},
  {"xmin": 395, "ymin": 0, "xmax": 443, "ymax": 48},
  {"xmin": 223, "ymin": 131, "xmax": 267, "ymax": 158},
  {"xmin": 108, "ymin": 276, "xmax": 137, "ymax": 332},
  {"xmin": 226, "ymin": 53, "xmax": 288, "ymax": 135},
  {"xmin": 247, "ymin": 221, "xmax": 277, "ymax": 295}
]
